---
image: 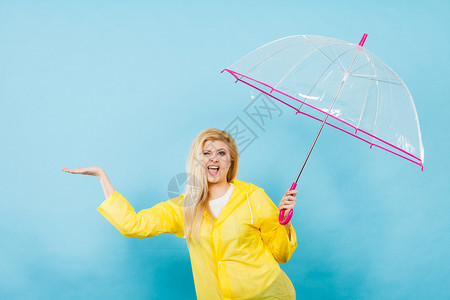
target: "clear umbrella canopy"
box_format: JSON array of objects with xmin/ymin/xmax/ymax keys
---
[{"xmin": 222, "ymin": 35, "xmax": 424, "ymax": 169}]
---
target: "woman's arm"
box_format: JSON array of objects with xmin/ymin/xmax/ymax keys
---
[
  {"xmin": 97, "ymin": 192, "xmax": 185, "ymax": 239},
  {"xmin": 253, "ymin": 188, "xmax": 298, "ymax": 263},
  {"xmin": 97, "ymin": 169, "xmax": 115, "ymax": 199},
  {"xmin": 284, "ymin": 223, "xmax": 292, "ymax": 240},
  {"xmin": 62, "ymin": 166, "xmax": 184, "ymax": 238}
]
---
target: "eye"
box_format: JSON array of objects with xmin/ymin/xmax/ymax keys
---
[{"xmin": 219, "ymin": 151, "xmax": 226, "ymax": 155}]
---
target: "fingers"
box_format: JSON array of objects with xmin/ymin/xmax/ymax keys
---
[
  {"xmin": 61, "ymin": 168, "xmax": 81, "ymax": 174},
  {"xmin": 280, "ymin": 187, "xmax": 298, "ymax": 210},
  {"xmin": 280, "ymin": 205, "xmax": 294, "ymax": 212},
  {"xmin": 280, "ymin": 189, "xmax": 298, "ymax": 209},
  {"xmin": 280, "ymin": 197, "xmax": 296, "ymax": 207},
  {"xmin": 281, "ymin": 195, "xmax": 296, "ymax": 202},
  {"xmin": 285, "ymin": 189, "xmax": 298, "ymax": 197},
  {"xmin": 280, "ymin": 208, "xmax": 292, "ymax": 219},
  {"xmin": 61, "ymin": 167, "xmax": 99, "ymax": 176},
  {"xmin": 284, "ymin": 195, "xmax": 297, "ymax": 203},
  {"xmin": 279, "ymin": 195, "xmax": 297, "ymax": 211}
]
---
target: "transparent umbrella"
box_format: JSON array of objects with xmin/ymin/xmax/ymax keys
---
[{"xmin": 221, "ymin": 34, "xmax": 424, "ymax": 224}]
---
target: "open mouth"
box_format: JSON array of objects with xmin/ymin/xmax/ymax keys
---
[{"xmin": 207, "ymin": 166, "xmax": 220, "ymax": 176}]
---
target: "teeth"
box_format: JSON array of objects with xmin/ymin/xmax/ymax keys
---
[{"xmin": 208, "ymin": 166, "xmax": 219, "ymax": 169}]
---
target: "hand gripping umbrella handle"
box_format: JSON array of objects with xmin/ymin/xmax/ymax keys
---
[{"xmin": 279, "ymin": 182, "xmax": 297, "ymax": 225}]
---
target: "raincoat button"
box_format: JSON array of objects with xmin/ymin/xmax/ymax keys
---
[{"xmin": 218, "ymin": 261, "xmax": 222, "ymax": 264}]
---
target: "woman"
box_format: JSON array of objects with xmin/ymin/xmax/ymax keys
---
[{"xmin": 62, "ymin": 128, "xmax": 298, "ymax": 299}]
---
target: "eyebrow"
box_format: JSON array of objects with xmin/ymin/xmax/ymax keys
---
[{"xmin": 204, "ymin": 148, "xmax": 227, "ymax": 152}]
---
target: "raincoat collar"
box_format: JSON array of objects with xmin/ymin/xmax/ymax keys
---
[{"xmin": 211, "ymin": 178, "xmax": 257, "ymax": 227}]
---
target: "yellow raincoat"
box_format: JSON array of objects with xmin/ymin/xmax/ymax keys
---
[{"xmin": 97, "ymin": 178, "xmax": 298, "ymax": 299}]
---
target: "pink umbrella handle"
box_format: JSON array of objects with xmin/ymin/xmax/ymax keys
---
[
  {"xmin": 279, "ymin": 182, "xmax": 297, "ymax": 225},
  {"xmin": 279, "ymin": 209, "xmax": 294, "ymax": 225}
]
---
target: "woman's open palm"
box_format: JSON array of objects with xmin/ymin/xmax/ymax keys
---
[{"xmin": 61, "ymin": 166, "xmax": 102, "ymax": 177}]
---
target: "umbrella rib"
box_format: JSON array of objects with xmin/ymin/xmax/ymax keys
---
[
  {"xmin": 350, "ymin": 74, "xmax": 403, "ymax": 85},
  {"xmin": 297, "ymin": 58, "xmax": 341, "ymax": 112},
  {"xmin": 357, "ymin": 73, "xmax": 372, "ymax": 129},
  {"xmin": 329, "ymin": 46, "xmax": 347, "ymax": 72},
  {"xmin": 350, "ymin": 61, "xmax": 370, "ymax": 73},
  {"xmin": 233, "ymin": 36, "xmax": 313, "ymax": 79},
  {"xmin": 272, "ymin": 48, "xmax": 319, "ymax": 89},
  {"xmin": 298, "ymin": 47, "xmax": 351, "ymax": 110},
  {"xmin": 271, "ymin": 40, "xmax": 347, "ymax": 91},
  {"xmin": 297, "ymin": 68, "xmax": 333, "ymax": 112},
  {"xmin": 232, "ymin": 37, "xmax": 347, "ymax": 90},
  {"xmin": 366, "ymin": 52, "xmax": 380, "ymax": 147},
  {"xmin": 381, "ymin": 58, "xmax": 425, "ymax": 163},
  {"xmin": 383, "ymin": 60, "xmax": 414, "ymax": 157},
  {"xmin": 229, "ymin": 35, "xmax": 314, "ymax": 71},
  {"xmin": 309, "ymin": 43, "xmax": 348, "ymax": 73},
  {"xmin": 296, "ymin": 48, "xmax": 354, "ymax": 111},
  {"xmin": 273, "ymin": 44, "xmax": 352, "ymax": 105}
]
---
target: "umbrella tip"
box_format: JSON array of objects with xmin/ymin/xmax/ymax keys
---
[{"xmin": 359, "ymin": 33, "xmax": 368, "ymax": 47}]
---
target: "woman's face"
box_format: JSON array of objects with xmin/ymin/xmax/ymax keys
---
[{"xmin": 203, "ymin": 140, "xmax": 232, "ymax": 184}]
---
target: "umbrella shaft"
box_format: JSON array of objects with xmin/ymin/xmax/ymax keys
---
[
  {"xmin": 294, "ymin": 82, "xmax": 344, "ymax": 182},
  {"xmin": 294, "ymin": 75, "xmax": 350, "ymax": 183},
  {"xmin": 294, "ymin": 46, "xmax": 363, "ymax": 184},
  {"xmin": 295, "ymin": 114, "xmax": 329, "ymax": 183}
]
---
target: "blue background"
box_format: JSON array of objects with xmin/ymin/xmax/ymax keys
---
[{"xmin": 1, "ymin": 1, "xmax": 449, "ymax": 299}]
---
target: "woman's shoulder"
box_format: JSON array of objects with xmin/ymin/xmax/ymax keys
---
[
  {"xmin": 166, "ymin": 193, "xmax": 185, "ymax": 210},
  {"xmin": 231, "ymin": 178, "xmax": 265, "ymax": 195}
]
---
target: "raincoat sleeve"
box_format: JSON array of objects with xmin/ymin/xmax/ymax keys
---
[
  {"xmin": 97, "ymin": 190, "xmax": 184, "ymax": 239},
  {"xmin": 253, "ymin": 188, "xmax": 297, "ymax": 263}
]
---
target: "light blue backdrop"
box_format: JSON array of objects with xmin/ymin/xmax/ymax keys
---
[{"xmin": 1, "ymin": 1, "xmax": 448, "ymax": 299}]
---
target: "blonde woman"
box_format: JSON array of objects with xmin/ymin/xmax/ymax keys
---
[{"xmin": 62, "ymin": 128, "xmax": 298, "ymax": 299}]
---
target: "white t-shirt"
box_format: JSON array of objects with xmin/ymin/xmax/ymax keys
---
[{"xmin": 209, "ymin": 183, "xmax": 234, "ymax": 219}]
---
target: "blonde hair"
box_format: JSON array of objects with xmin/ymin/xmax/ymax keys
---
[{"xmin": 183, "ymin": 128, "xmax": 239, "ymax": 244}]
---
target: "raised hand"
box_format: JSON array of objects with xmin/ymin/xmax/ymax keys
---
[
  {"xmin": 279, "ymin": 189, "xmax": 298, "ymax": 221},
  {"xmin": 61, "ymin": 166, "xmax": 103, "ymax": 177}
]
